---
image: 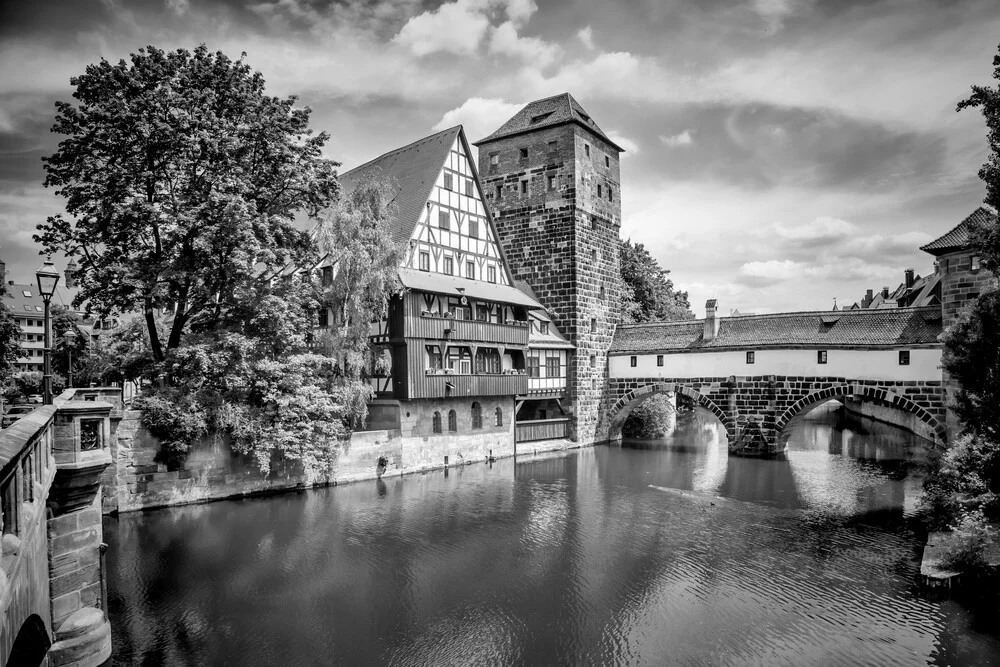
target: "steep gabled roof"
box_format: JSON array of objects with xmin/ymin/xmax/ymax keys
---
[
  {"xmin": 920, "ymin": 206, "xmax": 997, "ymax": 256},
  {"xmin": 610, "ymin": 306, "xmax": 942, "ymax": 354},
  {"xmin": 340, "ymin": 126, "xmax": 461, "ymax": 245},
  {"xmin": 473, "ymin": 93, "xmax": 624, "ymax": 152}
]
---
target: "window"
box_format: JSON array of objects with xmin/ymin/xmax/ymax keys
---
[
  {"xmin": 438, "ymin": 210, "xmax": 450, "ymax": 230},
  {"xmin": 584, "ymin": 144, "xmax": 591, "ymax": 157},
  {"xmin": 972, "ymin": 255, "xmax": 981, "ymax": 272},
  {"xmin": 426, "ymin": 345, "xmax": 443, "ymax": 370},
  {"xmin": 608, "ymin": 187, "xmax": 613, "ymax": 202},
  {"xmin": 468, "ymin": 219, "xmax": 479, "ymax": 239},
  {"xmin": 528, "ymin": 356, "xmax": 540, "ymax": 377},
  {"xmin": 597, "ymin": 184, "xmax": 602, "ymax": 198},
  {"xmin": 539, "ymin": 409, "xmax": 547, "ymax": 420},
  {"xmin": 419, "ymin": 252, "xmax": 430, "ymax": 272},
  {"xmin": 465, "ymin": 179, "xmax": 474, "ymax": 196},
  {"xmin": 746, "ymin": 351, "xmax": 755, "ymax": 364},
  {"xmin": 490, "ymin": 153, "xmax": 499, "ymax": 167},
  {"xmin": 443, "ymin": 257, "xmax": 454, "ymax": 275},
  {"xmin": 318, "ymin": 308, "xmax": 329, "ymax": 327},
  {"xmin": 21, "ymin": 290, "xmax": 31, "ymax": 297},
  {"xmin": 466, "ymin": 261, "xmax": 476, "ymax": 279},
  {"xmin": 547, "ymin": 175, "xmax": 556, "ymax": 191},
  {"xmin": 519, "ymin": 147, "xmax": 529, "ymax": 160},
  {"xmin": 476, "ymin": 305, "xmax": 488, "ymax": 322},
  {"xmin": 494, "ymin": 185, "xmax": 502, "ymax": 200},
  {"xmin": 590, "ymin": 354, "xmax": 596, "ymax": 368},
  {"xmin": 547, "ymin": 140, "xmax": 558, "ymax": 152},
  {"xmin": 657, "ymin": 355, "xmax": 663, "ymax": 367},
  {"xmin": 471, "ymin": 402, "xmax": 483, "ymax": 429},
  {"xmin": 592, "ymin": 249, "xmax": 598, "ymax": 261},
  {"xmin": 599, "ymin": 286, "xmax": 605, "ymax": 300},
  {"xmin": 899, "ymin": 350, "xmax": 910, "ymax": 366},
  {"xmin": 817, "ymin": 350, "xmax": 828, "ymax": 364},
  {"xmin": 630, "ymin": 356, "xmax": 637, "ymax": 367},
  {"xmin": 520, "ymin": 180, "xmax": 528, "ymax": 195},
  {"xmin": 590, "ymin": 318, "xmax": 597, "ymax": 333},
  {"xmin": 495, "ymin": 407, "xmax": 503, "ymax": 427},
  {"xmin": 605, "ymin": 155, "xmax": 610, "ymax": 168},
  {"xmin": 321, "ymin": 266, "xmax": 333, "ymax": 286},
  {"xmin": 448, "ymin": 410, "xmax": 457, "ymax": 432},
  {"xmin": 444, "ymin": 172, "xmax": 453, "ymax": 191},
  {"xmin": 545, "ymin": 356, "xmax": 561, "ymax": 378},
  {"xmin": 488, "ymin": 266, "xmax": 497, "ymax": 283},
  {"xmin": 540, "ymin": 322, "xmax": 549, "ymax": 335},
  {"xmin": 432, "ymin": 412, "xmax": 442, "ymax": 433}
]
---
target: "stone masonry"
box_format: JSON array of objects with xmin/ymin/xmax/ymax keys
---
[
  {"xmin": 476, "ymin": 109, "xmax": 623, "ymax": 446},
  {"xmin": 608, "ymin": 376, "xmax": 948, "ymax": 454}
]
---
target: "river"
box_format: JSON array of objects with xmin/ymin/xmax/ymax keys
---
[{"xmin": 104, "ymin": 403, "xmax": 1000, "ymax": 666}]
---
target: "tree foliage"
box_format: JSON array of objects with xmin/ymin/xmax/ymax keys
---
[
  {"xmin": 942, "ymin": 290, "xmax": 1000, "ymax": 445},
  {"xmin": 622, "ymin": 394, "xmax": 676, "ymax": 439},
  {"xmin": 0, "ymin": 281, "xmax": 21, "ymax": 382},
  {"xmin": 36, "ymin": 45, "xmax": 339, "ymax": 363},
  {"xmin": 620, "ymin": 239, "xmax": 693, "ymax": 324}
]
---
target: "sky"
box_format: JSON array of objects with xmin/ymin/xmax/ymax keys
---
[{"xmin": 0, "ymin": 0, "xmax": 997, "ymax": 317}]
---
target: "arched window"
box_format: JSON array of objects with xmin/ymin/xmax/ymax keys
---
[
  {"xmin": 432, "ymin": 411, "xmax": 442, "ymax": 433},
  {"xmin": 495, "ymin": 406, "xmax": 503, "ymax": 427},
  {"xmin": 471, "ymin": 402, "xmax": 483, "ymax": 429},
  {"xmin": 448, "ymin": 410, "xmax": 457, "ymax": 432}
]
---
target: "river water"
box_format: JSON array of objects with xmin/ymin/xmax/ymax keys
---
[{"xmin": 104, "ymin": 403, "xmax": 1000, "ymax": 666}]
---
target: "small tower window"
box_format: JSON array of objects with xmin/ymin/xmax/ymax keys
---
[
  {"xmin": 605, "ymin": 155, "xmax": 610, "ymax": 168},
  {"xmin": 520, "ymin": 181, "xmax": 528, "ymax": 195},
  {"xmin": 591, "ymin": 318, "xmax": 597, "ymax": 333},
  {"xmin": 597, "ymin": 184, "xmax": 602, "ymax": 198},
  {"xmin": 599, "ymin": 285, "xmax": 605, "ymax": 300},
  {"xmin": 547, "ymin": 175, "xmax": 556, "ymax": 191},
  {"xmin": 972, "ymin": 255, "xmax": 981, "ymax": 272},
  {"xmin": 817, "ymin": 350, "xmax": 828, "ymax": 364},
  {"xmin": 608, "ymin": 187, "xmax": 613, "ymax": 202},
  {"xmin": 899, "ymin": 350, "xmax": 910, "ymax": 366},
  {"xmin": 547, "ymin": 140, "xmax": 558, "ymax": 152},
  {"xmin": 584, "ymin": 144, "xmax": 591, "ymax": 157},
  {"xmin": 592, "ymin": 249, "xmax": 597, "ymax": 261},
  {"xmin": 746, "ymin": 351, "xmax": 755, "ymax": 364},
  {"xmin": 489, "ymin": 153, "xmax": 499, "ymax": 167},
  {"xmin": 519, "ymin": 147, "xmax": 528, "ymax": 161},
  {"xmin": 495, "ymin": 185, "xmax": 502, "ymax": 200},
  {"xmin": 590, "ymin": 354, "xmax": 596, "ymax": 368}
]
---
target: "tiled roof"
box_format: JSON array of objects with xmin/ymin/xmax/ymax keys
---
[
  {"xmin": 398, "ymin": 268, "xmax": 542, "ymax": 309},
  {"xmin": 472, "ymin": 93, "xmax": 624, "ymax": 152},
  {"xmin": 3, "ymin": 282, "xmax": 84, "ymax": 316},
  {"xmin": 610, "ymin": 306, "xmax": 942, "ymax": 354},
  {"xmin": 340, "ymin": 126, "xmax": 461, "ymax": 245},
  {"xmin": 920, "ymin": 206, "xmax": 997, "ymax": 256}
]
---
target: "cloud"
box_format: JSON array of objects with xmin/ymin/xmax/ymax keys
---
[
  {"xmin": 489, "ymin": 21, "xmax": 559, "ymax": 66},
  {"xmin": 606, "ymin": 130, "xmax": 639, "ymax": 154},
  {"xmin": 433, "ymin": 97, "xmax": 524, "ymax": 145},
  {"xmin": 393, "ymin": 0, "xmax": 491, "ymax": 57},
  {"xmin": 577, "ymin": 26, "xmax": 594, "ymax": 50},
  {"xmin": 501, "ymin": 0, "xmax": 538, "ymax": 25},
  {"xmin": 164, "ymin": 0, "xmax": 189, "ymax": 16},
  {"xmin": 737, "ymin": 257, "xmax": 890, "ymax": 287},
  {"xmin": 659, "ymin": 130, "xmax": 694, "ymax": 147},
  {"xmin": 772, "ymin": 216, "xmax": 856, "ymax": 242},
  {"xmin": 752, "ymin": 0, "xmax": 812, "ymax": 32}
]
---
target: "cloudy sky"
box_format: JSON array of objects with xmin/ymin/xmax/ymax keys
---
[{"xmin": 1, "ymin": 0, "xmax": 997, "ymax": 316}]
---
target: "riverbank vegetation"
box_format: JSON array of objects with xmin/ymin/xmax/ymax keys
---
[
  {"xmin": 922, "ymin": 42, "xmax": 1000, "ymax": 573},
  {"xmin": 35, "ymin": 45, "xmax": 397, "ymax": 475}
]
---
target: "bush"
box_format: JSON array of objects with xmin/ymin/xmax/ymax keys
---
[
  {"xmin": 133, "ymin": 393, "xmax": 208, "ymax": 468},
  {"xmin": 942, "ymin": 509, "xmax": 995, "ymax": 572},
  {"xmin": 921, "ymin": 433, "xmax": 1000, "ymax": 530},
  {"xmin": 623, "ymin": 394, "xmax": 676, "ymax": 439}
]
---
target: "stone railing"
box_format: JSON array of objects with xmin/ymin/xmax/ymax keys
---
[{"xmin": 0, "ymin": 388, "xmax": 117, "ymax": 667}]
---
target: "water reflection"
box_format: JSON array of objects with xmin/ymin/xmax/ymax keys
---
[{"xmin": 105, "ymin": 403, "xmax": 1000, "ymax": 666}]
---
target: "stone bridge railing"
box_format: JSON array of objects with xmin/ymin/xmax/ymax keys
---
[{"xmin": 0, "ymin": 388, "xmax": 117, "ymax": 666}]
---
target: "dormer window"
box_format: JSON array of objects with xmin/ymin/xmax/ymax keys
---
[
  {"xmin": 530, "ymin": 112, "xmax": 553, "ymax": 124},
  {"xmin": 541, "ymin": 322, "xmax": 549, "ymax": 335}
]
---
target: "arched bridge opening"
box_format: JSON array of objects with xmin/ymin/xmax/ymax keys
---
[
  {"xmin": 774, "ymin": 384, "xmax": 946, "ymax": 447},
  {"xmin": 608, "ymin": 382, "xmax": 731, "ymax": 442}
]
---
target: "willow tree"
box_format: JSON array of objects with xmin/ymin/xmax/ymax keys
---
[{"xmin": 36, "ymin": 45, "xmax": 338, "ymax": 363}]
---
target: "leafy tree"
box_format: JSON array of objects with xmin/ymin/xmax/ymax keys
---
[
  {"xmin": 36, "ymin": 45, "xmax": 339, "ymax": 364},
  {"xmin": 50, "ymin": 304, "xmax": 90, "ymax": 386},
  {"xmin": 942, "ymin": 291, "xmax": 1000, "ymax": 447},
  {"xmin": 623, "ymin": 394, "xmax": 676, "ymax": 439},
  {"xmin": 0, "ymin": 281, "xmax": 21, "ymax": 381},
  {"xmin": 620, "ymin": 239, "xmax": 693, "ymax": 324}
]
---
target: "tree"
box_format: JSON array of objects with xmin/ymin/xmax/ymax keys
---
[
  {"xmin": 942, "ymin": 290, "xmax": 1000, "ymax": 447},
  {"xmin": 620, "ymin": 239, "xmax": 693, "ymax": 324},
  {"xmin": 36, "ymin": 45, "xmax": 339, "ymax": 364},
  {"xmin": 50, "ymin": 304, "xmax": 90, "ymax": 386},
  {"xmin": 0, "ymin": 281, "xmax": 21, "ymax": 381},
  {"xmin": 622, "ymin": 394, "xmax": 676, "ymax": 439}
]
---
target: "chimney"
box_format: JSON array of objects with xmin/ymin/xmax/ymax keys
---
[
  {"xmin": 864, "ymin": 289, "xmax": 873, "ymax": 307},
  {"xmin": 904, "ymin": 268, "xmax": 914, "ymax": 289},
  {"xmin": 64, "ymin": 259, "xmax": 78, "ymax": 289},
  {"xmin": 704, "ymin": 299, "xmax": 720, "ymax": 341},
  {"xmin": 881, "ymin": 286, "xmax": 889, "ymax": 299}
]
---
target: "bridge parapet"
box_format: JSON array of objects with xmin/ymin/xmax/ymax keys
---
[{"xmin": 0, "ymin": 389, "xmax": 115, "ymax": 666}]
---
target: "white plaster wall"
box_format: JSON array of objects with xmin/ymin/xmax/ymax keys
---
[{"xmin": 609, "ymin": 348, "xmax": 942, "ymax": 382}]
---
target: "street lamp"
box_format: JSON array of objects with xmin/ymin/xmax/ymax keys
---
[
  {"xmin": 63, "ymin": 328, "xmax": 78, "ymax": 389},
  {"xmin": 35, "ymin": 257, "xmax": 60, "ymax": 405}
]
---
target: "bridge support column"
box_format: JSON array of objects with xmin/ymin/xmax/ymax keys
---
[{"xmin": 46, "ymin": 401, "xmax": 113, "ymax": 667}]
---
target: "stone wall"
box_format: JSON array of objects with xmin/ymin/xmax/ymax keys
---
[
  {"xmin": 478, "ymin": 122, "xmax": 622, "ymax": 448},
  {"xmin": 938, "ymin": 249, "xmax": 994, "ymax": 328},
  {"xmin": 104, "ymin": 394, "xmax": 517, "ymax": 513},
  {"xmin": 842, "ymin": 398, "xmax": 938, "ymax": 443}
]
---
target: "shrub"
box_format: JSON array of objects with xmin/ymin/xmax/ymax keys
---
[
  {"xmin": 623, "ymin": 394, "xmax": 676, "ymax": 439},
  {"xmin": 942, "ymin": 509, "xmax": 995, "ymax": 572}
]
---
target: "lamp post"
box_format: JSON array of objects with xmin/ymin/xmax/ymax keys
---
[
  {"xmin": 64, "ymin": 328, "xmax": 78, "ymax": 389},
  {"xmin": 35, "ymin": 258, "xmax": 60, "ymax": 405}
]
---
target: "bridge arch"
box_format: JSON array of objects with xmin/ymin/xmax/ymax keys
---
[
  {"xmin": 774, "ymin": 384, "xmax": 946, "ymax": 445},
  {"xmin": 608, "ymin": 382, "xmax": 731, "ymax": 440}
]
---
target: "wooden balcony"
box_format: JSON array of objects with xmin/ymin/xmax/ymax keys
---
[
  {"xmin": 516, "ymin": 418, "xmax": 570, "ymax": 442},
  {"xmin": 405, "ymin": 315, "xmax": 529, "ymax": 346},
  {"xmin": 411, "ymin": 372, "xmax": 528, "ymax": 399}
]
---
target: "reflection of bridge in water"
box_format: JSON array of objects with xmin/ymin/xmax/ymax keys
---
[{"xmin": 605, "ymin": 302, "xmax": 946, "ymax": 456}]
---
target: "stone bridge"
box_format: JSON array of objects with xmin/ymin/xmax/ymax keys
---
[
  {"xmin": 0, "ymin": 387, "xmax": 117, "ymax": 667},
  {"xmin": 606, "ymin": 303, "xmax": 947, "ymax": 455}
]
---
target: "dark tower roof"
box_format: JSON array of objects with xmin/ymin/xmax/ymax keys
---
[
  {"xmin": 920, "ymin": 206, "xmax": 997, "ymax": 256},
  {"xmin": 472, "ymin": 92, "xmax": 624, "ymax": 152},
  {"xmin": 340, "ymin": 126, "xmax": 462, "ymax": 244}
]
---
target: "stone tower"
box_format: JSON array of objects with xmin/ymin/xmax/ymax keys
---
[{"xmin": 474, "ymin": 93, "xmax": 623, "ymax": 443}]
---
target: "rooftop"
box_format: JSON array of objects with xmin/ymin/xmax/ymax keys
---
[
  {"xmin": 610, "ymin": 306, "xmax": 942, "ymax": 354},
  {"xmin": 920, "ymin": 206, "xmax": 997, "ymax": 256},
  {"xmin": 472, "ymin": 93, "xmax": 624, "ymax": 152}
]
